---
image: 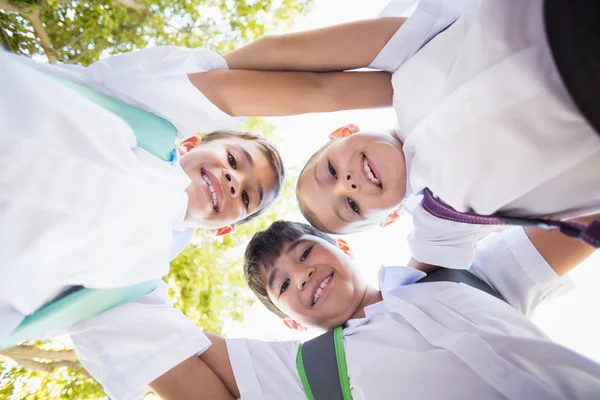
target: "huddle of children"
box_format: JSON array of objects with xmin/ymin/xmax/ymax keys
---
[{"xmin": 1, "ymin": 0, "xmax": 599, "ymax": 399}]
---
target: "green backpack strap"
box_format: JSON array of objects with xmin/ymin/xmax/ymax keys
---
[
  {"xmin": 296, "ymin": 326, "xmax": 353, "ymax": 400},
  {"xmin": 0, "ymin": 279, "xmax": 160, "ymax": 351},
  {"xmin": 49, "ymin": 75, "xmax": 178, "ymax": 162}
]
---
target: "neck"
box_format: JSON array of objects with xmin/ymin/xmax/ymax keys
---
[{"xmin": 349, "ymin": 285, "xmax": 383, "ymax": 320}]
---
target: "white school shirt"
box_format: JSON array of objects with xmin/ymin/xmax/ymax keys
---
[
  {"xmin": 225, "ymin": 228, "xmax": 600, "ymax": 400},
  {"xmin": 369, "ymin": 0, "xmax": 600, "ymax": 269},
  {"xmin": 0, "ymin": 48, "xmax": 241, "ymax": 337},
  {"xmin": 69, "ymin": 226, "xmax": 574, "ymax": 400}
]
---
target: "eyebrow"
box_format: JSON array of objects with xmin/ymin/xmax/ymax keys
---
[
  {"xmin": 267, "ymin": 267, "xmax": 279, "ymax": 293},
  {"xmin": 236, "ymin": 144, "xmax": 254, "ymax": 166},
  {"xmin": 287, "ymin": 238, "xmax": 309, "ymax": 255},
  {"xmin": 257, "ymin": 183, "xmax": 264, "ymax": 206},
  {"xmin": 313, "ymin": 160, "xmax": 322, "ymax": 187}
]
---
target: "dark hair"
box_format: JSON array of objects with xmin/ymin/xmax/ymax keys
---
[
  {"xmin": 243, "ymin": 220, "xmax": 336, "ymax": 318},
  {"xmin": 202, "ymin": 130, "xmax": 285, "ymax": 225}
]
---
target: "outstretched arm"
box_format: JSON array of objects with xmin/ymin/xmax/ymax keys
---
[
  {"xmin": 150, "ymin": 334, "xmax": 239, "ymax": 400},
  {"xmin": 224, "ymin": 17, "xmax": 406, "ymax": 72},
  {"xmin": 523, "ymin": 214, "xmax": 598, "ymax": 277},
  {"xmin": 188, "ymin": 69, "xmax": 392, "ymax": 116}
]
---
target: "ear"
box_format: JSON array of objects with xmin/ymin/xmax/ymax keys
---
[
  {"xmin": 328, "ymin": 124, "xmax": 360, "ymax": 140},
  {"xmin": 209, "ymin": 225, "xmax": 235, "ymax": 236},
  {"xmin": 381, "ymin": 207, "xmax": 402, "ymax": 228},
  {"xmin": 335, "ymin": 238, "xmax": 354, "ymax": 259},
  {"xmin": 283, "ymin": 318, "xmax": 308, "ymax": 332},
  {"xmin": 178, "ymin": 135, "xmax": 202, "ymax": 155}
]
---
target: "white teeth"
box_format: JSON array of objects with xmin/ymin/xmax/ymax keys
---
[
  {"xmin": 363, "ymin": 159, "xmax": 380, "ymax": 185},
  {"xmin": 313, "ymin": 275, "xmax": 332, "ymax": 305},
  {"xmin": 202, "ymin": 173, "xmax": 218, "ymax": 209}
]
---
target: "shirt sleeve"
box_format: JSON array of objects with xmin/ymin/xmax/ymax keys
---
[
  {"xmin": 368, "ymin": 0, "xmax": 478, "ymax": 72},
  {"xmin": 19, "ymin": 46, "xmax": 244, "ymax": 138},
  {"xmin": 407, "ymin": 199, "xmax": 501, "ymax": 269},
  {"xmin": 69, "ymin": 282, "xmax": 211, "ymax": 400},
  {"xmin": 468, "ymin": 227, "xmax": 573, "ymax": 317},
  {"xmin": 226, "ymin": 338, "xmax": 307, "ymax": 400}
]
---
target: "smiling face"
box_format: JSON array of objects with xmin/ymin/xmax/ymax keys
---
[
  {"xmin": 297, "ymin": 131, "xmax": 407, "ymax": 234},
  {"xmin": 178, "ymin": 135, "xmax": 278, "ymax": 229},
  {"xmin": 261, "ymin": 234, "xmax": 369, "ymax": 330}
]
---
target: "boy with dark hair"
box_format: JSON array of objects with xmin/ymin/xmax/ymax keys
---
[{"xmin": 143, "ymin": 218, "xmax": 599, "ymax": 400}]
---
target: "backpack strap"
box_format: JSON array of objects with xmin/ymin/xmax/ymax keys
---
[
  {"xmin": 295, "ymin": 268, "xmax": 505, "ymax": 399},
  {"xmin": 48, "ymin": 75, "xmax": 178, "ymax": 162},
  {"xmin": 422, "ymin": 188, "xmax": 600, "ymax": 248},
  {"xmin": 418, "ymin": 268, "xmax": 505, "ymax": 302},
  {"xmin": 296, "ymin": 326, "xmax": 352, "ymax": 400},
  {"xmin": 0, "ymin": 279, "xmax": 160, "ymax": 351},
  {"xmin": 544, "ymin": 0, "xmax": 600, "ymax": 138}
]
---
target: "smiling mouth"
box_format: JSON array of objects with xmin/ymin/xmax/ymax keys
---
[
  {"xmin": 201, "ymin": 170, "xmax": 220, "ymax": 212},
  {"xmin": 362, "ymin": 155, "xmax": 382, "ymax": 188},
  {"xmin": 312, "ymin": 272, "xmax": 334, "ymax": 306}
]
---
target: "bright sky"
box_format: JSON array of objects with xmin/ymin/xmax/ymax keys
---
[{"xmin": 228, "ymin": 0, "xmax": 600, "ymax": 365}]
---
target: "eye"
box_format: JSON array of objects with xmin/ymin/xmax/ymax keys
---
[
  {"xmin": 228, "ymin": 152, "xmax": 237, "ymax": 169},
  {"xmin": 280, "ymin": 279, "xmax": 290, "ymax": 295},
  {"xmin": 300, "ymin": 246, "xmax": 313, "ymax": 262},
  {"xmin": 348, "ymin": 198, "xmax": 360, "ymax": 215},
  {"xmin": 242, "ymin": 191, "xmax": 250, "ymax": 208},
  {"xmin": 328, "ymin": 161, "xmax": 337, "ymax": 179}
]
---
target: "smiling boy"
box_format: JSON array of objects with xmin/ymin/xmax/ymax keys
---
[{"xmin": 141, "ymin": 218, "xmax": 600, "ymax": 400}]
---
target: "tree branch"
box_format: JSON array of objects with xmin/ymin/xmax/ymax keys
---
[
  {"xmin": 60, "ymin": 30, "xmax": 85, "ymax": 51},
  {"xmin": 24, "ymin": 6, "xmax": 57, "ymax": 63},
  {"xmin": 111, "ymin": 0, "xmax": 146, "ymax": 14},
  {"xmin": 0, "ymin": 23, "xmax": 13, "ymax": 52},
  {"xmin": 0, "ymin": 0, "xmax": 20, "ymax": 13},
  {"xmin": 1, "ymin": 345, "xmax": 78, "ymax": 362}
]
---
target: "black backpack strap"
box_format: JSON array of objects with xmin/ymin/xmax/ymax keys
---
[
  {"xmin": 296, "ymin": 326, "xmax": 352, "ymax": 400},
  {"xmin": 295, "ymin": 269, "xmax": 505, "ymax": 399},
  {"xmin": 544, "ymin": 0, "xmax": 600, "ymax": 138},
  {"xmin": 418, "ymin": 268, "xmax": 506, "ymax": 302}
]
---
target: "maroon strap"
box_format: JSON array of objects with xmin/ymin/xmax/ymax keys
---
[{"xmin": 421, "ymin": 188, "xmax": 600, "ymax": 248}]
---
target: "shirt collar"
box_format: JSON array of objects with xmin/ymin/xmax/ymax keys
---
[
  {"xmin": 345, "ymin": 266, "xmax": 426, "ymax": 330},
  {"xmin": 378, "ymin": 265, "xmax": 427, "ymax": 294}
]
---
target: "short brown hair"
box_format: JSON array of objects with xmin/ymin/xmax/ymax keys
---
[
  {"xmin": 202, "ymin": 130, "xmax": 285, "ymax": 225},
  {"xmin": 244, "ymin": 220, "xmax": 336, "ymax": 318}
]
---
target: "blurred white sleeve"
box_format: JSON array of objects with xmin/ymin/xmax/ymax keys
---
[{"xmin": 70, "ymin": 282, "xmax": 211, "ymax": 400}]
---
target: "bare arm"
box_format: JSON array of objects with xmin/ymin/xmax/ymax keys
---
[
  {"xmin": 188, "ymin": 69, "xmax": 392, "ymax": 117},
  {"xmin": 407, "ymin": 257, "xmax": 440, "ymax": 274},
  {"xmin": 149, "ymin": 334, "xmax": 239, "ymax": 400},
  {"xmin": 224, "ymin": 17, "xmax": 406, "ymax": 72},
  {"xmin": 523, "ymin": 214, "xmax": 598, "ymax": 277}
]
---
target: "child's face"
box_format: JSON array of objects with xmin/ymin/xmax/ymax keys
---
[
  {"xmin": 178, "ymin": 136, "xmax": 278, "ymax": 229},
  {"xmin": 261, "ymin": 234, "xmax": 368, "ymax": 330},
  {"xmin": 298, "ymin": 132, "xmax": 406, "ymax": 234}
]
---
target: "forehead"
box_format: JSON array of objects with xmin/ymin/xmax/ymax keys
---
[
  {"xmin": 227, "ymin": 137, "xmax": 278, "ymax": 194},
  {"xmin": 260, "ymin": 234, "xmax": 332, "ymax": 282},
  {"xmin": 298, "ymin": 161, "xmax": 351, "ymax": 234}
]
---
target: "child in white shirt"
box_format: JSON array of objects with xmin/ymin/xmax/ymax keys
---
[
  {"xmin": 141, "ymin": 218, "xmax": 600, "ymax": 400},
  {"xmin": 225, "ymin": 0, "xmax": 600, "ymax": 269},
  {"xmin": 0, "ymin": 45, "xmax": 392, "ymax": 341}
]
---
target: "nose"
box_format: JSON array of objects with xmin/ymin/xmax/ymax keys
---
[
  {"xmin": 335, "ymin": 172, "xmax": 358, "ymax": 195},
  {"xmin": 295, "ymin": 267, "xmax": 315, "ymax": 291},
  {"xmin": 223, "ymin": 170, "xmax": 242, "ymax": 198}
]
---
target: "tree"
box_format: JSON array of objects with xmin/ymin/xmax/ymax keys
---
[
  {"xmin": 0, "ymin": 0, "xmax": 312, "ymax": 65},
  {"xmin": 0, "ymin": 114, "xmax": 298, "ymax": 398}
]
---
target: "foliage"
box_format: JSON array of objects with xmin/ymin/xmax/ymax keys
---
[{"xmin": 0, "ymin": 0, "xmax": 313, "ymax": 65}]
